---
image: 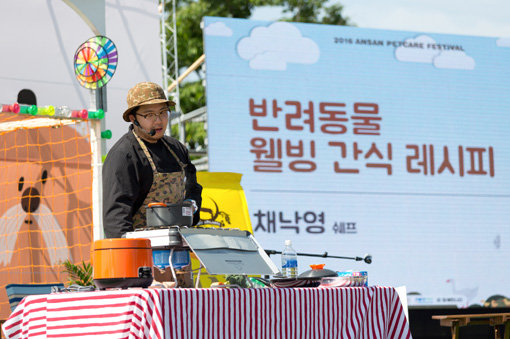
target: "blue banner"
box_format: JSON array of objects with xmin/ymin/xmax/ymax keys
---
[{"xmin": 204, "ymin": 16, "xmax": 510, "ymax": 307}]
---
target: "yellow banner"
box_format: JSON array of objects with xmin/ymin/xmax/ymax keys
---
[
  {"xmin": 196, "ymin": 172, "xmax": 252, "ymax": 233},
  {"xmin": 192, "ymin": 172, "xmax": 253, "ymax": 287}
]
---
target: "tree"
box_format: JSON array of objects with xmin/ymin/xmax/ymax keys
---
[
  {"xmin": 166, "ymin": 0, "xmax": 353, "ymax": 150},
  {"xmin": 281, "ymin": 0, "xmax": 351, "ymax": 25}
]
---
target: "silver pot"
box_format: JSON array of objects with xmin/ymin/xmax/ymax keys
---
[{"xmin": 146, "ymin": 201, "xmax": 194, "ymax": 227}]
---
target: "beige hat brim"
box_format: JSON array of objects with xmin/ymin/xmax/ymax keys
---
[{"xmin": 122, "ymin": 98, "xmax": 176, "ymax": 122}]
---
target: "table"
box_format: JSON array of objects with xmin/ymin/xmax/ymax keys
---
[
  {"xmin": 432, "ymin": 313, "xmax": 510, "ymax": 339},
  {"xmin": 2, "ymin": 286, "xmax": 411, "ymax": 339}
]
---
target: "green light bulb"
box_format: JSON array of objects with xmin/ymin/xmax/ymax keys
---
[{"xmin": 101, "ymin": 130, "xmax": 112, "ymax": 139}]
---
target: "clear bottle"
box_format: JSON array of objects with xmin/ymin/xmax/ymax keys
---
[
  {"xmin": 281, "ymin": 240, "xmax": 298, "ymax": 278},
  {"xmin": 55, "ymin": 106, "xmax": 72, "ymax": 118}
]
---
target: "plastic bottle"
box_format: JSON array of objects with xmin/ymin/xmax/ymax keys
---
[
  {"xmin": 55, "ymin": 106, "xmax": 72, "ymax": 118},
  {"xmin": 281, "ymin": 240, "xmax": 298, "ymax": 278}
]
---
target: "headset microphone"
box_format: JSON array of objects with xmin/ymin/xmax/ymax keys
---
[{"xmin": 133, "ymin": 119, "xmax": 156, "ymax": 136}]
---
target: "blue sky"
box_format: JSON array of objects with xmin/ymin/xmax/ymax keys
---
[{"xmin": 251, "ymin": 0, "xmax": 510, "ymax": 38}]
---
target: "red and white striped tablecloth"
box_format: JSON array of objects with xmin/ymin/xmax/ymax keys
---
[{"xmin": 2, "ymin": 286, "xmax": 412, "ymax": 339}]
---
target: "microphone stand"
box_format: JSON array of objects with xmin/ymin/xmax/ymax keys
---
[{"xmin": 265, "ymin": 250, "xmax": 372, "ymax": 264}]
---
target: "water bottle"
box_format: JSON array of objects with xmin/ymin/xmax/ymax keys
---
[{"xmin": 281, "ymin": 240, "xmax": 298, "ymax": 278}]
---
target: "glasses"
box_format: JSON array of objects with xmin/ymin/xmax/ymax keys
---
[{"xmin": 137, "ymin": 110, "xmax": 169, "ymax": 122}]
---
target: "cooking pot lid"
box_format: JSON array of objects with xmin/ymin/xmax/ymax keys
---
[{"xmin": 297, "ymin": 264, "xmax": 337, "ymax": 279}]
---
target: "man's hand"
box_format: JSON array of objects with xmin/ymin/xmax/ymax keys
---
[{"xmin": 184, "ymin": 199, "xmax": 198, "ymax": 214}]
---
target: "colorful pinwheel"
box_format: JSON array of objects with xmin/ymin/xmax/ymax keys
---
[{"xmin": 74, "ymin": 36, "xmax": 118, "ymax": 89}]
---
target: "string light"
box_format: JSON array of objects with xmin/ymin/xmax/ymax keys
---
[
  {"xmin": 101, "ymin": 130, "xmax": 112, "ymax": 139},
  {"xmin": 1, "ymin": 103, "xmax": 20, "ymax": 113},
  {"xmin": 88, "ymin": 109, "xmax": 105, "ymax": 120},
  {"xmin": 37, "ymin": 105, "xmax": 55, "ymax": 116},
  {"xmin": 2, "ymin": 103, "xmax": 94, "ymax": 120}
]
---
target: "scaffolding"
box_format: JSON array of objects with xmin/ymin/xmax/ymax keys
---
[
  {"xmin": 160, "ymin": 1, "xmax": 208, "ymax": 171},
  {"xmin": 160, "ymin": 0, "xmax": 184, "ymax": 143}
]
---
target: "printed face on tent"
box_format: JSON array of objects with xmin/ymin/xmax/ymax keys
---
[{"xmin": 0, "ymin": 123, "xmax": 93, "ymax": 285}]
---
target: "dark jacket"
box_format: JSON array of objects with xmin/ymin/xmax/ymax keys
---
[{"xmin": 102, "ymin": 125, "xmax": 202, "ymax": 238}]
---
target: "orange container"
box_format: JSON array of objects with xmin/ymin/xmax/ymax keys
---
[{"xmin": 92, "ymin": 238, "xmax": 153, "ymax": 289}]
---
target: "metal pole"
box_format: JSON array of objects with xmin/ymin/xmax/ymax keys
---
[
  {"xmin": 171, "ymin": 0, "xmax": 185, "ymax": 144},
  {"xmin": 89, "ymin": 89, "xmax": 104, "ymax": 240},
  {"xmin": 160, "ymin": 0, "xmax": 169, "ymax": 94}
]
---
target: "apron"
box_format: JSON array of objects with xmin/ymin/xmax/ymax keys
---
[{"xmin": 131, "ymin": 130, "xmax": 187, "ymax": 230}]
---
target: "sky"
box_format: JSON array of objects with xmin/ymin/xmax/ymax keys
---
[{"xmin": 251, "ymin": 0, "xmax": 510, "ymax": 38}]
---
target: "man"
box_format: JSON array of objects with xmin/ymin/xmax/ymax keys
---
[{"xmin": 103, "ymin": 82, "xmax": 202, "ymax": 238}]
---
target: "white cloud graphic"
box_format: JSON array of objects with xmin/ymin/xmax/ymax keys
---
[
  {"xmin": 250, "ymin": 52, "xmax": 287, "ymax": 71},
  {"xmin": 395, "ymin": 35, "xmax": 440, "ymax": 63},
  {"xmin": 433, "ymin": 51, "xmax": 475, "ymax": 70},
  {"xmin": 204, "ymin": 22, "xmax": 233, "ymax": 37},
  {"xmin": 395, "ymin": 34, "xmax": 475, "ymax": 70},
  {"xmin": 496, "ymin": 38, "xmax": 510, "ymax": 47},
  {"xmin": 237, "ymin": 21, "xmax": 320, "ymax": 71}
]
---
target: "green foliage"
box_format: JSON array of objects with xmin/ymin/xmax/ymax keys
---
[
  {"xmin": 179, "ymin": 81, "xmax": 206, "ymax": 114},
  {"xmin": 322, "ymin": 3, "xmax": 353, "ymax": 26},
  {"xmin": 225, "ymin": 274, "xmax": 249, "ymax": 288},
  {"xmin": 62, "ymin": 260, "xmax": 94, "ymax": 286},
  {"xmin": 170, "ymin": 119, "xmax": 206, "ymax": 151},
  {"xmin": 280, "ymin": 0, "xmax": 352, "ymax": 25},
  {"xmin": 170, "ymin": 0, "xmax": 353, "ymax": 71},
  {"xmin": 171, "ymin": 0, "xmax": 257, "ymax": 68},
  {"xmin": 185, "ymin": 121, "xmax": 206, "ymax": 149}
]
